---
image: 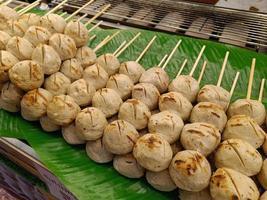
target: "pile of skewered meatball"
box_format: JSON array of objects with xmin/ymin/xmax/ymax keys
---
[{"xmin": 1, "ymin": 4, "xmax": 267, "ymax": 200}]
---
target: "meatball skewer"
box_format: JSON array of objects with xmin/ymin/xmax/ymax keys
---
[
  {"xmin": 159, "ymin": 60, "xmax": 208, "ymax": 121},
  {"xmin": 139, "ymin": 40, "xmax": 182, "ymax": 93},
  {"xmin": 64, "ymin": 4, "xmax": 111, "ymax": 48},
  {"xmin": 197, "ymin": 51, "xmax": 231, "ymax": 111},
  {"xmin": 108, "ymin": 35, "xmax": 157, "ymax": 100},
  {"xmin": 222, "ymin": 77, "xmax": 265, "ymax": 149},
  {"xmin": 168, "ymin": 45, "xmax": 206, "ymax": 102},
  {"xmin": 190, "ymin": 71, "xmax": 240, "ymax": 132},
  {"xmin": 95, "ymin": 32, "xmax": 141, "ymax": 76},
  {"xmin": 228, "ymin": 58, "xmax": 266, "ymax": 125}
]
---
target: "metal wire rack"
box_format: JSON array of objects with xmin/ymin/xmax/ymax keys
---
[{"xmin": 42, "ymin": 0, "xmax": 267, "ymax": 52}]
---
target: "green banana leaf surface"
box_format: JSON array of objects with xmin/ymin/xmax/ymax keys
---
[{"xmin": 0, "ymin": 8, "xmax": 267, "ymax": 200}]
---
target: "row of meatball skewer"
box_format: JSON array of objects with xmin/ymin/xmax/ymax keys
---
[{"xmin": 0, "ymin": 1, "xmax": 267, "ymax": 200}]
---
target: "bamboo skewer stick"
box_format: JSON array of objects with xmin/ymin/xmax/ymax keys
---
[
  {"xmin": 176, "ymin": 59, "xmax": 188, "ymax": 78},
  {"xmin": 18, "ymin": 0, "xmax": 41, "ymax": 15},
  {"xmin": 217, "ymin": 51, "xmax": 230, "ymax": 87},
  {"xmin": 65, "ymin": 0, "xmax": 94, "ymax": 21},
  {"xmin": 1, "ymin": 0, "xmax": 12, "ymax": 6},
  {"xmin": 94, "ymin": 31, "xmax": 120, "ymax": 52},
  {"xmin": 59, "ymin": 12, "xmax": 67, "ymax": 17},
  {"xmin": 258, "ymin": 79, "xmax": 265, "ymax": 102},
  {"xmin": 93, "ymin": 35, "xmax": 110, "ymax": 52},
  {"xmin": 230, "ymin": 72, "xmax": 240, "ymax": 98},
  {"xmin": 135, "ymin": 36, "xmax": 157, "ymax": 63},
  {"xmin": 84, "ymin": 4, "xmax": 111, "ymax": 26},
  {"xmin": 14, "ymin": 4, "xmax": 24, "ymax": 10},
  {"xmin": 115, "ymin": 32, "xmax": 141, "ymax": 57},
  {"xmin": 197, "ymin": 61, "xmax": 207, "ymax": 84},
  {"xmin": 89, "ymin": 34, "xmax": 96, "ymax": 41},
  {"xmin": 246, "ymin": 58, "xmax": 256, "ymax": 100},
  {"xmin": 77, "ymin": 13, "xmax": 88, "ymax": 22},
  {"xmin": 158, "ymin": 54, "xmax": 168, "ymax": 67},
  {"xmin": 88, "ymin": 21, "xmax": 103, "ymax": 32},
  {"xmin": 45, "ymin": 0, "xmax": 68, "ymax": 16},
  {"xmin": 162, "ymin": 40, "xmax": 182, "ymax": 70},
  {"xmin": 113, "ymin": 41, "xmax": 127, "ymax": 56},
  {"xmin": 189, "ymin": 45, "xmax": 206, "ymax": 77}
]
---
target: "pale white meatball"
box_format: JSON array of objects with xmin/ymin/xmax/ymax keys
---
[
  {"xmin": 180, "ymin": 122, "xmax": 221, "ymax": 156},
  {"xmin": 6, "ymin": 36, "xmax": 34, "ymax": 60},
  {"xmin": 118, "ymin": 99, "xmax": 151, "ymax": 130},
  {"xmin": 103, "ymin": 120, "xmax": 139, "ymax": 155},
  {"xmin": 0, "ymin": 31, "xmax": 11, "ymax": 50},
  {"xmin": 159, "ymin": 92, "xmax": 193, "ymax": 121},
  {"xmin": 1, "ymin": 82, "xmax": 23, "ymax": 105},
  {"xmin": 0, "ymin": 5, "xmax": 19, "ymax": 30},
  {"xmin": 6, "ymin": 19, "xmax": 28, "ymax": 37},
  {"xmin": 132, "ymin": 83, "xmax": 160, "ymax": 110},
  {"xmin": 0, "ymin": 95, "xmax": 20, "ymax": 112},
  {"xmin": 215, "ymin": 139, "xmax": 263, "ymax": 176},
  {"xmin": 47, "ymin": 95, "xmax": 80, "ymax": 126},
  {"xmin": 64, "ymin": 21, "xmax": 89, "ymax": 47},
  {"xmin": 31, "ymin": 44, "xmax": 61, "ymax": 75},
  {"xmin": 210, "ymin": 168, "xmax": 260, "ymax": 200},
  {"xmin": 113, "ymin": 153, "xmax": 145, "ymax": 178},
  {"xmin": 148, "ymin": 111, "xmax": 184, "ymax": 144},
  {"xmin": 83, "ymin": 63, "xmax": 108, "ymax": 90},
  {"xmin": 60, "ymin": 58, "xmax": 83, "ymax": 82},
  {"xmin": 19, "ymin": 13, "xmax": 40, "ymax": 27},
  {"xmin": 190, "ymin": 102, "xmax": 227, "ymax": 132},
  {"xmin": 44, "ymin": 72, "xmax": 71, "ymax": 95},
  {"xmin": 21, "ymin": 88, "xmax": 53, "ymax": 121},
  {"xmin": 62, "ymin": 123, "xmax": 85, "ymax": 145},
  {"xmin": 133, "ymin": 134, "xmax": 172, "ymax": 172},
  {"xmin": 24, "ymin": 26, "xmax": 51, "ymax": 47},
  {"xmin": 139, "ymin": 67, "xmax": 169, "ymax": 93},
  {"xmin": 169, "ymin": 150, "xmax": 211, "ymax": 192},
  {"xmin": 75, "ymin": 46, "xmax": 96, "ymax": 68},
  {"xmin": 75, "ymin": 107, "xmax": 108, "ymax": 141},
  {"xmin": 179, "ymin": 188, "xmax": 212, "ymax": 200},
  {"xmin": 223, "ymin": 115, "xmax": 265, "ymax": 149},
  {"xmin": 39, "ymin": 115, "xmax": 60, "ymax": 132},
  {"xmin": 0, "ymin": 50, "xmax": 19, "ymax": 83},
  {"xmin": 9, "ymin": 60, "xmax": 44, "ymax": 91},
  {"xmin": 96, "ymin": 53, "xmax": 120, "ymax": 75},
  {"xmin": 49, "ymin": 33, "xmax": 77, "ymax": 61},
  {"xmin": 67, "ymin": 79, "xmax": 95, "ymax": 107},
  {"xmin": 92, "ymin": 88, "xmax": 122, "ymax": 118},
  {"xmin": 119, "ymin": 61, "xmax": 145, "ymax": 84},
  {"xmin": 106, "ymin": 74, "xmax": 133, "ymax": 100},
  {"xmin": 39, "ymin": 14, "xmax": 66, "ymax": 34},
  {"xmin": 146, "ymin": 170, "xmax": 176, "ymax": 192},
  {"xmin": 197, "ymin": 84, "xmax": 230, "ymax": 111},
  {"xmin": 168, "ymin": 75, "xmax": 199, "ymax": 103},
  {"xmin": 228, "ymin": 99, "xmax": 266, "ymax": 126},
  {"xmin": 86, "ymin": 138, "xmax": 114, "ymax": 163},
  {"xmin": 258, "ymin": 159, "xmax": 267, "ymax": 190}
]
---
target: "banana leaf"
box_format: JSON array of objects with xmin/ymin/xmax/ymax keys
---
[{"xmin": 1, "ymin": 9, "xmax": 267, "ymax": 200}]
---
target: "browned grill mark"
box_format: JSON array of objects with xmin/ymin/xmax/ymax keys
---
[
  {"xmin": 187, "ymin": 129, "xmax": 205, "ymax": 137},
  {"xmin": 117, "ymin": 120, "xmax": 122, "ymax": 136},
  {"xmin": 227, "ymin": 141, "xmax": 246, "ymax": 168},
  {"xmin": 127, "ymin": 135, "xmax": 135, "ymax": 144},
  {"xmin": 224, "ymin": 169, "xmax": 241, "ymax": 199},
  {"xmin": 211, "ymin": 112, "xmax": 220, "ymax": 118},
  {"xmin": 113, "ymin": 76, "xmax": 119, "ymax": 89}
]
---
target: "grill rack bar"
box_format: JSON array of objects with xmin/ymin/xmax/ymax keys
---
[{"xmin": 51, "ymin": 0, "xmax": 267, "ymax": 51}]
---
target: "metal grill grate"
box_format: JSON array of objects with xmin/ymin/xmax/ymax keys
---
[{"xmin": 51, "ymin": 0, "xmax": 267, "ymax": 52}]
